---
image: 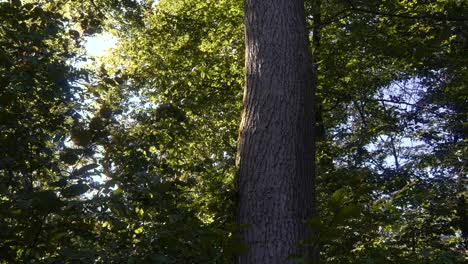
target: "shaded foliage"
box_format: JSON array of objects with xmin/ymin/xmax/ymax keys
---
[
  {"xmin": 0, "ymin": 0, "xmax": 96, "ymax": 261},
  {"xmin": 0, "ymin": 0, "xmax": 466, "ymax": 263}
]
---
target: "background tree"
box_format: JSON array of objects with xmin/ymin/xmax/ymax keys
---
[
  {"xmin": 307, "ymin": 0, "xmax": 467, "ymax": 262},
  {"xmin": 0, "ymin": 0, "xmax": 96, "ymax": 261},
  {"xmin": 78, "ymin": 0, "xmax": 245, "ymax": 262},
  {"xmin": 0, "ymin": 0, "xmax": 142, "ymax": 262}
]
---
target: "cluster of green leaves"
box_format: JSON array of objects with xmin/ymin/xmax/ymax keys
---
[
  {"xmin": 0, "ymin": 0, "xmax": 100, "ymax": 261},
  {"xmin": 307, "ymin": 0, "xmax": 467, "ymax": 263},
  {"xmin": 0, "ymin": 0, "xmax": 143, "ymax": 262},
  {"xmin": 1, "ymin": 0, "xmax": 466, "ymax": 263},
  {"xmin": 66, "ymin": 0, "xmax": 245, "ymax": 262}
]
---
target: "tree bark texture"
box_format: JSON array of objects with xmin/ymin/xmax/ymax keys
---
[{"xmin": 236, "ymin": 0, "xmax": 316, "ymax": 263}]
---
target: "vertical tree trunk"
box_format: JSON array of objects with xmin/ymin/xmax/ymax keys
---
[{"xmin": 236, "ymin": 0, "xmax": 316, "ymax": 263}]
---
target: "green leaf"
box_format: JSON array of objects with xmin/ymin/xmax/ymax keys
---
[
  {"xmin": 329, "ymin": 188, "xmax": 347, "ymax": 206},
  {"xmin": 74, "ymin": 163, "xmax": 99, "ymax": 176},
  {"xmin": 335, "ymin": 204, "xmax": 360, "ymax": 222},
  {"xmin": 71, "ymin": 129, "xmax": 93, "ymax": 147},
  {"xmin": 32, "ymin": 191, "xmax": 62, "ymax": 211},
  {"xmin": 305, "ymin": 217, "xmax": 328, "ymax": 233},
  {"xmin": 62, "ymin": 183, "xmax": 90, "ymax": 197},
  {"xmin": 59, "ymin": 248, "xmax": 95, "ymax": 260},
  {"xmin": 60, "ymin": 149, "xmax": 80, "ymax": 165}
]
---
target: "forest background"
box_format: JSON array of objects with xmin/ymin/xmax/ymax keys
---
[{"xmin": 0, "ymin": 0, "xmax": 466, "ymax": 263}]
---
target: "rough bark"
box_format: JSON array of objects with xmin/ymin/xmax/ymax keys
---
[{"xmin": 236, "ymin": 0, "xmax": 317, "ymax": 263}]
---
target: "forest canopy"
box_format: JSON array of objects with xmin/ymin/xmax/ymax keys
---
[{"xmin": 0, "ymin": 0, "xmax": 466, "ymax": 263}]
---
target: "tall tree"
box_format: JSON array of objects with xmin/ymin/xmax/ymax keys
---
[{"xmin": 236, "ymin": 0, "xmax": 316, "ymax": 262}]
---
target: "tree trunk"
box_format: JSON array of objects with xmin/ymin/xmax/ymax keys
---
[{"xmin": 236, "ymin": 0, "xmax": 317, "ymax": 263}]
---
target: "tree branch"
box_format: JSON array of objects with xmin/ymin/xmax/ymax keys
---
[{"xmin": 344, "ymin": 0, "xmax": 468, "ymax": 22}]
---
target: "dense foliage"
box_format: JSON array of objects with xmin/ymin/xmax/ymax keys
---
[
  {"xmin": 0, "ymin": 0, "xmax": 466, "ymax": 263},
  {"xmin": 0, "ymin": 1, "xmax": 95, "ymax": 261}
]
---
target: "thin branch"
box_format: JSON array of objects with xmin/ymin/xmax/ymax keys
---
[
  {"xmin": 345, "ymin": 0, "xmax": 356, "ymax": 8},
  {"xmin": 90, "ymin": 0, "xmax": 109, "ymax": 19},
  {"xmin": 374, "ymin": 98, "xmax": 417, "ymax": 107},
  {"xmin": 22, "ymin": 213, "xmax": 49, "ymax": 262},
  {"xmin": 345, "ymin": 0, "xmax": 468, "ymax": 22},
  {"xmin": 353, "ymin": 7, "xmax": 466, "ymax": 22},
  {"xmin": 308, "ymin": 8, "xmax": 351, "ymax": 28}
]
